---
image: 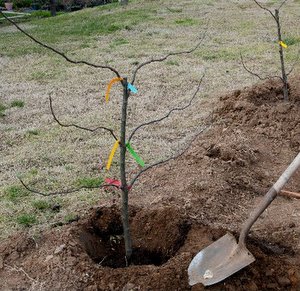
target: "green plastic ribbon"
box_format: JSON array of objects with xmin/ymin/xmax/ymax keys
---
[{"xmin": 126, "ymin": 143, "xmax": 145, "ymax": 167}]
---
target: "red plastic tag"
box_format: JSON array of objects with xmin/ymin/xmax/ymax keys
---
[{"xmin": 104, "ymin": 178, "xmax": 132, "ymax": 190}]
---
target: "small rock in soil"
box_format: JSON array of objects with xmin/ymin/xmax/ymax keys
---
[
  {"xmin": 54, "ymin": 244, "xmax": 66, "ymax": 254},
  {"xmin": 45, "ymin": 255, "xmax": 53, "ymax": 262},
  {"xmin": 289, "ymin": 222, "xmax": 296, "ymax": 228},
  {"xmin": 277, "ymin": 276, "xmax": 291, "ymax": 287},
  {"xmin": 122, "ymin": 283, "xmax": 137, "ymax": 291},
  {"xmin": 265, "ymin": 269, "xmax": 274, "ymax": 276},
  {"xmin": 84, "ymin": 285, "xmax": 97, "ymax": 291},
  {"xmin": 9, "ymin": 251, "xmax": 19, "ymax": 261},
  {"xmin": 66, "ymin": 256, "xmax": 77, "ymax": 265},
  {"xmin": 51, "ymin": 204, "xmax": 61, "ymax": 212},
  {"xmin": 266, "ymin": 282, "xmax": 279, "ymax": 289},
  {"xmin": 0, "ymin": 256, "xmax": 3, "ymax": 269},
  {"xmin": 245, "ymin": 281, "xmax": 259, "ymax": 291}
]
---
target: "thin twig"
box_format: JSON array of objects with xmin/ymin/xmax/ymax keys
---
[
  {"xmin": 278, "ymin": 0, "xmax": 288, "ymax": 10},
  {"xmin": 252, "ymin": 0, "xmax": 277, "ymax": 21},
  {"xmin": 128, "ymin": 74, "xmax": 204, "ymax": 142},
  {"xmin": 240, "ymin": 53, "xmax": 283, "ymax": 81},
  {"xmin": 19, "ymin": 178, "xmax": 119, "ymax": 196},
  {"xmin": 0, "ymin": 11, "xmax": 120, "ymax": 78},
  {"xmin": 129, "ymin": 124, "xmax": 210, "ymax": 187},
  {"xmin": 131, "ymin": 23, "xmax": 209, "ymax": 84},
  {"xmin": 286, "ymin": 48, "xmax": 300, "ymax": 76},
  {"xmin": 49, "ymin": 93, "xmax": 118, "ymax": 140}
]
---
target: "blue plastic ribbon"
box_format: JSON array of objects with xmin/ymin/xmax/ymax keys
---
[{"xmin": 127, "ymin": 83, "xmax": 138, "ymax": 94}]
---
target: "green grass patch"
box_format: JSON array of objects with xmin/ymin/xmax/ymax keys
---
[
  {"xmin": 175, "ymin": 18, "xmax": 197, "ymax": 26},
  {"xmin": 29, "ymin": 168, "xmax": 38, "ymax": 175},
  {"xmin": 30, "ymin": 10, "xmax": 52, "ymax": 18},
  {"xmin": 0, "ymin": 102, "xmax": 6, "ymax": 117},
  {"xmin": 283, "ymin": 37, "xmax": 300, "ymax": 46},
  {"xmin": 17, "ymin": 213, "xmax": 37, "ymax": 227},
  {"xmin": 10, "ymin": 99, "xmax": 24, "ymax": 108},
  {"xmin": 32, "ymin": 199, "xmax": 50, "ymax": 211},
  {"xmin": 26, "ymin": 129, "xmax": 39, "ymax": 136},
  {"xmin": 198, "ymin": 45, "xmax": 267, "ymax": 62},
  {"xmin": 0, "ymin": 5, "xmax": 157, "ymax": 57},
  {"xmin": 64, "ymin": 213, "xmax": 78, "ymax": 223},
  {"xmin": 166, "ymin": 60, "xmax": 179, "ymax": 66},
  {"xmin": 166, "ymin": 7, "xmax": 183, "ymax": 13},
  {"xmin": 76, "ymin": 176, "xmax": 103, "ymax": 188},
  {"xmin": 64, "ymin": 165, "xmax": 74, "ymax": 171},
  {"xmin": 200, "ymin": 48, "xmax": 238, "ymax": 61},
  {"xmin": 110, "ymin": 37, "xmax": 129, "ymax": 48},
  {"xmin": 29, "ymin": 69, "xmax": 63, "ymax": 81},
  {"xmin": 5, "ymin": 185, "xmax": 29, "ymax": 201}
]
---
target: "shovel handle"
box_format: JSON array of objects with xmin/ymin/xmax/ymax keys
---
[
  {"xmin": 280, "ymin": 190, "xmax": 300, "ymax": 199},
  {"xmin": 239, "ymin": 152, "xmax": 300, "ymax": 247}
]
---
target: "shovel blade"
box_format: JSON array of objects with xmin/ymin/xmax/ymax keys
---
[{"xmin": 188, "ymin": 233, "xmax": 255, "ymax": 286}]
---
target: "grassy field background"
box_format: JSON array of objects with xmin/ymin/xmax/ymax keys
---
[{"xmin": 0, "ymin": 0, "xmax": 299, "ymax": 239}]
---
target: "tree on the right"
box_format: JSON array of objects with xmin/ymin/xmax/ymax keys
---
[{"xmin": 241, "ymin": 0, "xmax": 299, "ymax": 101}]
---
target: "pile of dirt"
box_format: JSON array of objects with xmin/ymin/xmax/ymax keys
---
[
  {"xmin": 138, "ymin": 76, "xmax": 300, "ymax": 230},
  {"xmin": 1, "ymin": 76, "xmax": 300, "ymax": 290},
  {"xmin": 217, "ymin": 77, "xmax": 300, "ymax": 149}
]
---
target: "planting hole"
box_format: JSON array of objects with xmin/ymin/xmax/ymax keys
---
[{"xmin": 79, "ymin": 206, "xmax": 190, "ymax": 268}]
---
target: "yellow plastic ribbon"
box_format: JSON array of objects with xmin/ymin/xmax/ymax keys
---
[
  {"xmin": 105, "ymin": 77, "xmax": 123, "ymax": 102},
  {"xmin": 279, "ymin": 41, "xmax": 288, "ymax": 49},
  {"xmin": 106, "ymin": 140, "xmax": 120, "ymax": 170}
]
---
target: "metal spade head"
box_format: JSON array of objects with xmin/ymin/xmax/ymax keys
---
[{"xmin": 188, "ymin": 233, "xmax": 255, "ymax": 286}]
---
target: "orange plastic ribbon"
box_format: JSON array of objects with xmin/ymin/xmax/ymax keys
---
[{"xmin": 105, "ymin": 77, "xmax": 123, "ymax": 102}]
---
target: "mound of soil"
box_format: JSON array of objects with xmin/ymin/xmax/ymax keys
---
[{"xmin": 1, "ymin": 76, "xmax": 300, "ymax": 290}]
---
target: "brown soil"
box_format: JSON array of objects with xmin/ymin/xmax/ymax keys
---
[{"xmin": 1, "ymin": 76, "xmax": 300, "ymax": 290}]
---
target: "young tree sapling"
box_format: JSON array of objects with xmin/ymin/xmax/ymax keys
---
[{"xmin": 1, "ymin": 11, "xmax": 208, "ymax": 263}]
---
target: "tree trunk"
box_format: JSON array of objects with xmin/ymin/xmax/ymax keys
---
[
  {"xmin": 119, "ymin": 0, "xmax": 128, "ymax": 5},
  {"xmin": 120, "ymin": 78, "xmax": 132, "ymax": 263},
  {"xmin": 275, "ymin": 9, "xmax": 288, "ymax": 101},
  {"xmin": 50, "ymin": 0, "xmax": 56, "ymax": 17}
]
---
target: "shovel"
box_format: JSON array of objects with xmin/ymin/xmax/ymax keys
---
[{"xmin": 188, "ymin": 152, "xmax": 300, "ymax": 286}]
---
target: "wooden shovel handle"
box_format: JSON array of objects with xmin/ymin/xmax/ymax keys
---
[
  {"xmin": 280, "ymin": 190, "xmax": 300, "ymax": 199},
  {"xmin": 238, "ymin": 152, "xmax": 300, "ymax": 247}
]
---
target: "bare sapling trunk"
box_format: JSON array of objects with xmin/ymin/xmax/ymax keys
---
[
  {"xmin": 244, "ymin": 1, "xmax": 294, "ymax": 101},
  {"xmin": 275, "ymin": 9, "xmax": 289, "ymax": 101},
  {"xmin": 120, "ymin": 78, "xmax": 132, "ymax": 262}
]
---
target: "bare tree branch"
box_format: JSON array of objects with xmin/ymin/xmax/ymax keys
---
[
  {"xmin": 252, "ymin": 0, "xmax": 277, "ymax": 21},
  {"xmin": 49, "ymin": 93, "xmax": 118, "ymax": 140},
  {"xmin": 0, "ymin": 11, "xmax": 120, "ymax": 78},
  {"xmin": 131, "ymin": 23, "xmax": 209, "ymax": 85},
  {"xmin": 286, "ymin": 48, "xmax": 300, "ymax": 76},
  {"xmin": 128, "ymin": 74, "xmax": 205, "ymax": 142},
  {"xmin": 278, "ymin": 0, "xmax": 288, "ymax": 10},
  {"xmin": 240, "ymin": 53, "xmax": 283, "ymax": 81},
  {"xmin": 129, "ymin": 124, "xmax": 211, "ymax": 188},
  {"xmin": 19, "ymin": 177, "xmax": 119, "ymax": 196}
]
